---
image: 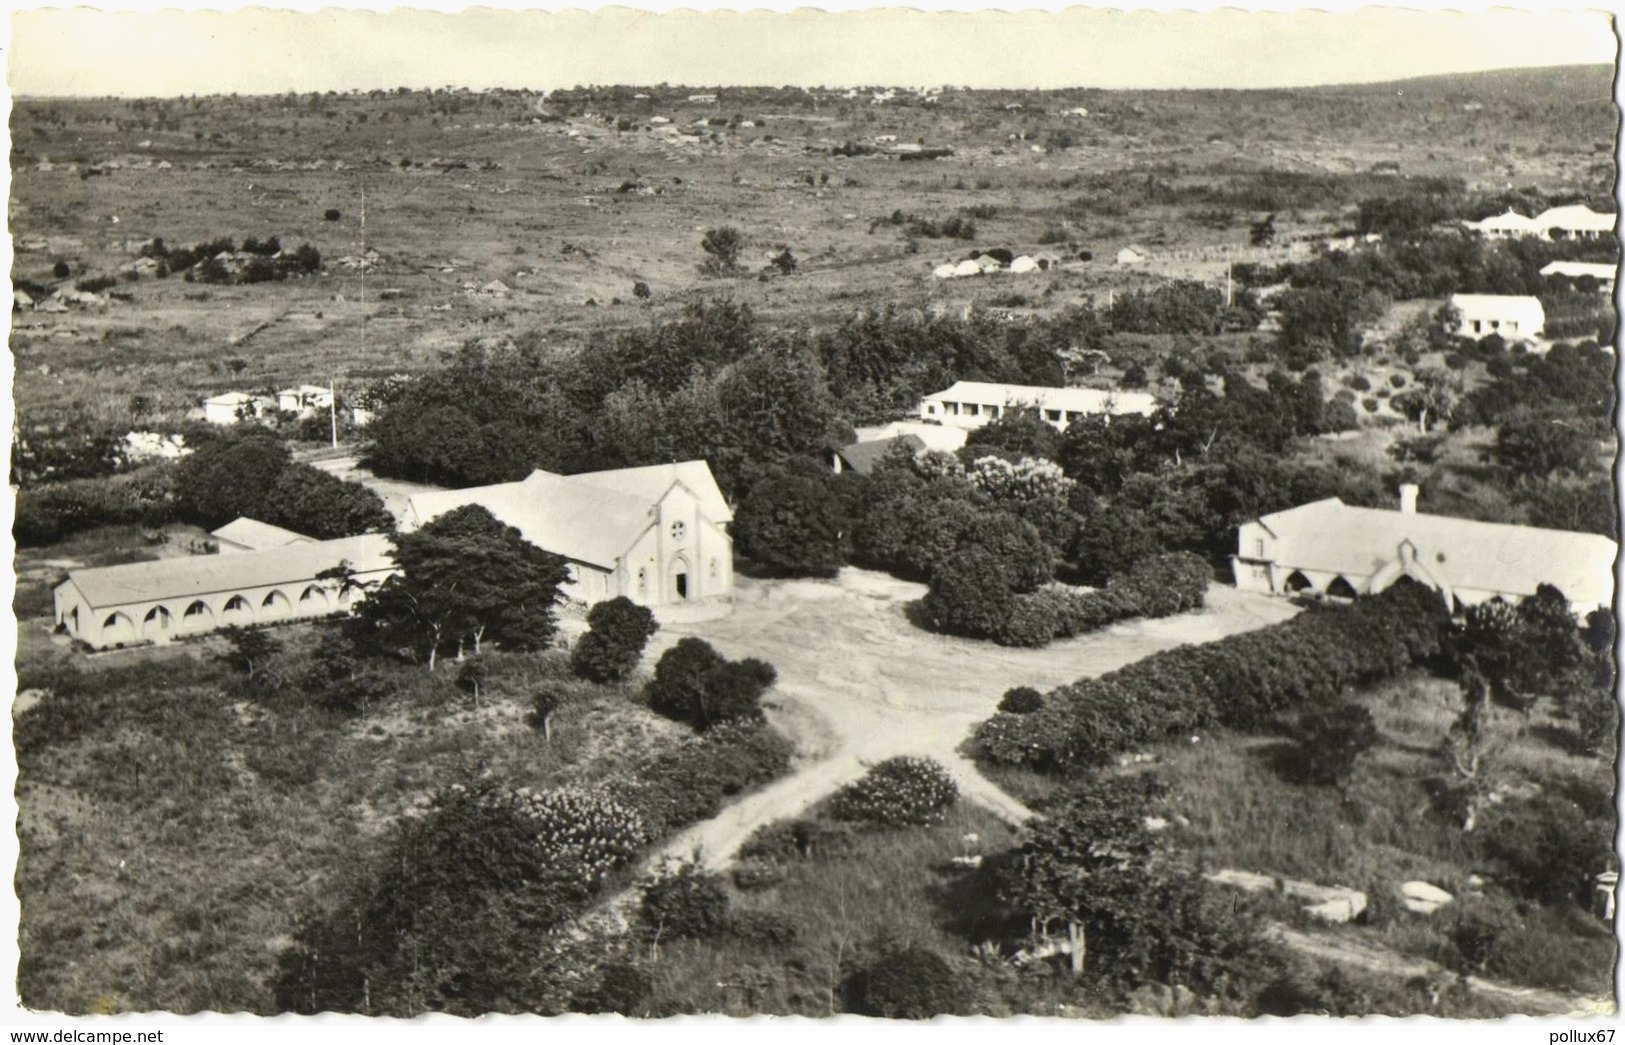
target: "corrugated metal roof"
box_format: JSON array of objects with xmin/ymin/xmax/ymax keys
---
[
  {"xmin": 923, "ymin": 380, "xmax": 1158, "ymax": 417},
  {"xmin": 1256, "ymin": 498, "xmax": 1616, "ymax": 608},
  {"xmin": 210, "ymin": 517, "xmax": 314, "ymax": 552},
  {"xmin": 59, "ymin": 534, "xmax": 396, "ymax": 609},
  {"xmin": 405, "ymin": 461, "xmax": 731, "ymax": 571}
]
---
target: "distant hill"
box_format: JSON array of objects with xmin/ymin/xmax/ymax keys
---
[{"xmin": 1312, "ymin": 63, "xmax": 1615, "ymax": 102}]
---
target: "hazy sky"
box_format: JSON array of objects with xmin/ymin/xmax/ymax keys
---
[{"xmin": 7, "ymin": 4, "xmax": 1619, "ymax": 97}]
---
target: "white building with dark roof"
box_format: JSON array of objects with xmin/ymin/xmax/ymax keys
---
[
  {"xmin": 403, "ymin": 461, "xmax": 732, "ymax": 608},
  {"xmin": 203, "ymin": 391, "xmax": 276, "ymax": 426},
  {"xmin": 919, "ymin": 380, "xmax": 1158, "ymax": 432},
  {"xmin": 1232, "ymin": 485, "xmax": 1616, "ymax": 615},
  {"xmin": 54, "ymin": 533, "xmax": 396, "ymax": 650}
]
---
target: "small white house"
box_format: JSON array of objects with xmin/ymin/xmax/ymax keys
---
[
  {"xmin": 1448, "ymin": 294, "xmax": 1545, "ymax": 342},
  {"xmin": 1533, "ymin": 204, "xmax": 1615, "ymax": 241},
  {"xmin": 1540, "ymin": 261, "xmax": 1617, "ymax": 293},
  {"xmin": 1464, "ymin": 210, "xmax": 1540, "ymax": 238},
  {"xmin": 276, "ymin": 384, "xmax": 335, "ymax": 417},
  {"xmin": 919, "ymin": 380, "xmax": 1158, "ymax": 432},
  {"xmin": 1116, "ymin": 246, "xmax": 1146, "ymax": 265},
  {"xmin": 203, "ymin": 392, "xmax": 275, "ymax": 426}
]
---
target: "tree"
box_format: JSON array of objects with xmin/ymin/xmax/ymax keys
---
[
  {"xmin": 769, "ymin": 248, "xmax": 797, "ymax": 275},
  {"xmin": 358, "ymin": 504, "xmax": 571, "ymax": 670},
  {"xmin": 1489, "ymin": 411, "xmax": 1597, "ymax": 483},
  {"xmin": 570, "ymin": 596, "xmax": 660, "ymax": 682},
  {"xmin": 531, "ymin": 688, "xmax": 568, "ymax": 741},
  {"xmin": 1283, "ymin": 702, "xmax": 1380, "ymax": 789},
  {"xmin": 456, "ymin": 655, "xmax": 490, "ymax": 706},
  {"xmin": 921, "ymin": 546, "xmax": 1017, "ymax": 639},
  {"xmin": 263, "ymin": 463, "xmax": 394, "ymax": 538},
  {"xmin": 1000, "ymin": 776, "xmax": 1280, "ymax": 998},
  {"xmin": 731, "ymin": 466, "xmax": 850, "ymax": 577},
  {"xmin": 302, "ymin": 630, "xmax": 392, "ymax": 715},
  {"xmin": 1249, "ymin": 213, "xmax": 1277, "ymax": 247},
  {"xmin": 218, "ymin": 626, "xmax": 282, "ymax": 685},
  {"xmin": 644, "ymin": 638, "xmax": 776, "ymax": 730},
  {"xmin": 699, "ymin": 226, "xmax": 744, "ymax": 275},
  {"xmin": 172, "ymin": 425, "xmax": 292, "ymax": 527}
]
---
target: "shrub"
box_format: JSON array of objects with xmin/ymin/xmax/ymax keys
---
[
  {"xmin": 571, "ymin": 596, "xmax": 659, "ymax": 682},
  {"xmin": 996, "ymin": 552, "xmax": 1209, "ymax": 647},
  {"xmin": 999, "ymin": 686, "xmax": 1045, "ymax": 714},
  {"xmin": 1362, "ymin": 396, "xmax": 1380, "ymax": 413},
  {"xmin": 644, "ymin": 638, "xmax": 776, "ymax": 730},
  {"xmin": 1349, "ymin": 374, "xmax": 1372, "ymax": 392},
  {"xmin": 639, "ymin": 862, "xmax": 731, "ymax": 940},
  {"xmin": 621, "ymin": 720, "xmax": 794, "ymax": 837},
  {"xmin": 1389, "ymin": 373, "xmax": 1408, "ymax": 389},
  {"xmin": 569, "ymin": 961, "xmax": 653, "ymax": 1015},
  {"xmin": 323, "ymin": 208, "xmax": 342, "ymax": 221},
  {"xmin": 1282, "ymin": 701, "xmax": 1380, "ymax": 787},
  {"xmin": 738, "ymin": 817, "xmax": 860, "ymax": 862},
  {"xmin": 830, "ymin": 756, "xmax": 959, "ymax": 827},
  {"xmin": 842, "ymin": 941, "xmax": 963, "ymax": 1018},
  {"xmin": 920, "ymin": 546, "xmax": 1018, "ymax": 638},
  {"xmin": 728, "ymin": 909, "xmax": 799, "ymax": 947},
  {"xmin": 976, "ymin": 581, "xmax": 1450, "ymax": 772},
  {"xmin": 14, "ymin": 467, "xmax": 176, "ymax": 546},
  {"xmin": 1478, "ymin": 784, "xmax": 1614, "ymax": 908}
]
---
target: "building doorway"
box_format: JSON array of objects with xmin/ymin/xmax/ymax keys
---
[
  {"xmin": 675, "ymin": 572, "xmax": 689, "ymax": 600},
  {"xmin": 670, "ymin": 556, "xmax": 691, "ymax": 601}
]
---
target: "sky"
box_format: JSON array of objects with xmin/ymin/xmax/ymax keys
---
[{"xmin": 6, "ymin": 4, "xmax": 1618, "ymax": 97}]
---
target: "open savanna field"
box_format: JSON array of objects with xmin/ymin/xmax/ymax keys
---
[{"xmin": 11, "ymin": 65, "xmax": 1615, "ymax": 426}]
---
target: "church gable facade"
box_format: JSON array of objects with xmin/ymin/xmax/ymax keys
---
[{"xmin": 404, "ymin": 461, "xmax": 734, "ymax": 609}]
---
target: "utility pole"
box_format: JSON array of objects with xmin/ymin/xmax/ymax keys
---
[
  {"xmin": 1225, "ymin": 261, "xmax": 1233, "ymax": 307},
  {"xmin": 330, "ymin": 376, "xmax": 338, "ymax": 451}
]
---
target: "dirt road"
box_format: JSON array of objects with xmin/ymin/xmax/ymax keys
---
[{"xmin": 644, "ymin": 568, "xmax": 1300, "ymax": 870}]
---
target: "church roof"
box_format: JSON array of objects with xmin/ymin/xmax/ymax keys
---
[
  {"xmin": 1250, "ymin": 498, "xmax": 1616, "ymax": 608},
  {"xmin": 404, "ymin": 460, "xmax": 731, "ymax": 571},
  {"xmin": 210, "ymin": 517, "xmax": 315, "ymax": 552}
]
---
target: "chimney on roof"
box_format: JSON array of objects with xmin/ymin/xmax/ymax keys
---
[{"xmin": 1399, "ymin": 483, "xmax": 1419, "ymax": 515}]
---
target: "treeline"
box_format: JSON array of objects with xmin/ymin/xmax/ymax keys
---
[
  {"xmin": 137, "ymin": 235, "xmax": 322, "ymax": 284},
  {"xmin": 15, "ymin": 426, "xmax": 391, "ymax": 547},
  {"xmin": 363, "ymin": 301, "xmax": 1086, "ymax": 491},
  {"xmin": 975, "ymin": 581, "xmax": 1453, "ymax": 772}
]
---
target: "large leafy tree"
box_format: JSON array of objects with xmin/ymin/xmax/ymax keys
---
[
  {"xmin": 731, "ymin": 463, "xmax": 851, "ymax": 577},
  {"xmin": 172, "ymin": 425, "xmax": 292, "ymax": 526},
  {"xmin": 358, "ymin": 504, "xmax": 570, "ymax": 669}
]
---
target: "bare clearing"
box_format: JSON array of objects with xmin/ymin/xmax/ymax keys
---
[{"xmin": 643, "ymin": 569, "xmax": 1300, "ymax": 869}]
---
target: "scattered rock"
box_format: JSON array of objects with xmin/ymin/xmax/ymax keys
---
[
  {"xmin": 1206, "ymin": 868, "xmax": 1278, "ymax": 894},
  {"xmin": 1400, "ymin": 881, "xmax": 1454, "ymax": 915}
]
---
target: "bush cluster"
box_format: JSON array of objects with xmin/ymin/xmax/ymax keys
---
[
  {"xmin": 830, "ymin": 756, "xmax": 959, "ymax": 827},
  {"xmin": 15, "ymin": 466, "xmax": 177, "ymax": 546},
  {"xmin": 841, "ymin": 941, "xmax": 964, "ymax": 1019},
  {"xmin": 638, "ymin": 862, "xmax": 731, "ymax": 940},
  {"xmin": 461, "ymin": 784, "xmax": 649, "ymax": 884},
  {"xmin": 620, "ymin": 719, "xmax": 795, "ymax": 836},
  {"xmin": 976, "ymin": 581, "xmax": 1450, "ymax": 772},
  {"xmin": 999, "ymin": 552, "xmax": 1211, "ymax": 647}
]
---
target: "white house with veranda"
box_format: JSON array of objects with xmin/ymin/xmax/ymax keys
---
[
  {"xmin": 919, "ymin": 381, "xmax": 1158, "ymax": 432},
  {"xmin": 1231, "ymin": 485, "xmax": 1616, "ymax": 615},
  {"xmin": 53, "ymin": 533, "xmax": 397, "ymax": 650},
  {"xmin": 402, "ymin": 460, "xmax": 733, "ymax": 608},
  {"xmin": 1448, "ymin": 294, "xmax": 1545, "ymax": 342}
]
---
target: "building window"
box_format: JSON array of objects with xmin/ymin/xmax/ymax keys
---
[
  {"xmin": 709, "ymin": 558, "xmax": 719, "ymax": 579},
  {"xmin": 637, "ymin": 568, "xmax": 648, "ymax": 597},
  {"xmin": 1045, "ymin": 409, "xmax": 1061, "ymax": 422},
  {"xmin": 926, "ymin": 404, "xmax": 937, "ymax": 415},
  {"xmin": 670, "ymin": 520, "xmax": 687, "ymax": 542},
  {"xmin": 1254, "ymin": 538, "xmax": 1265, "ymax": 557}
]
